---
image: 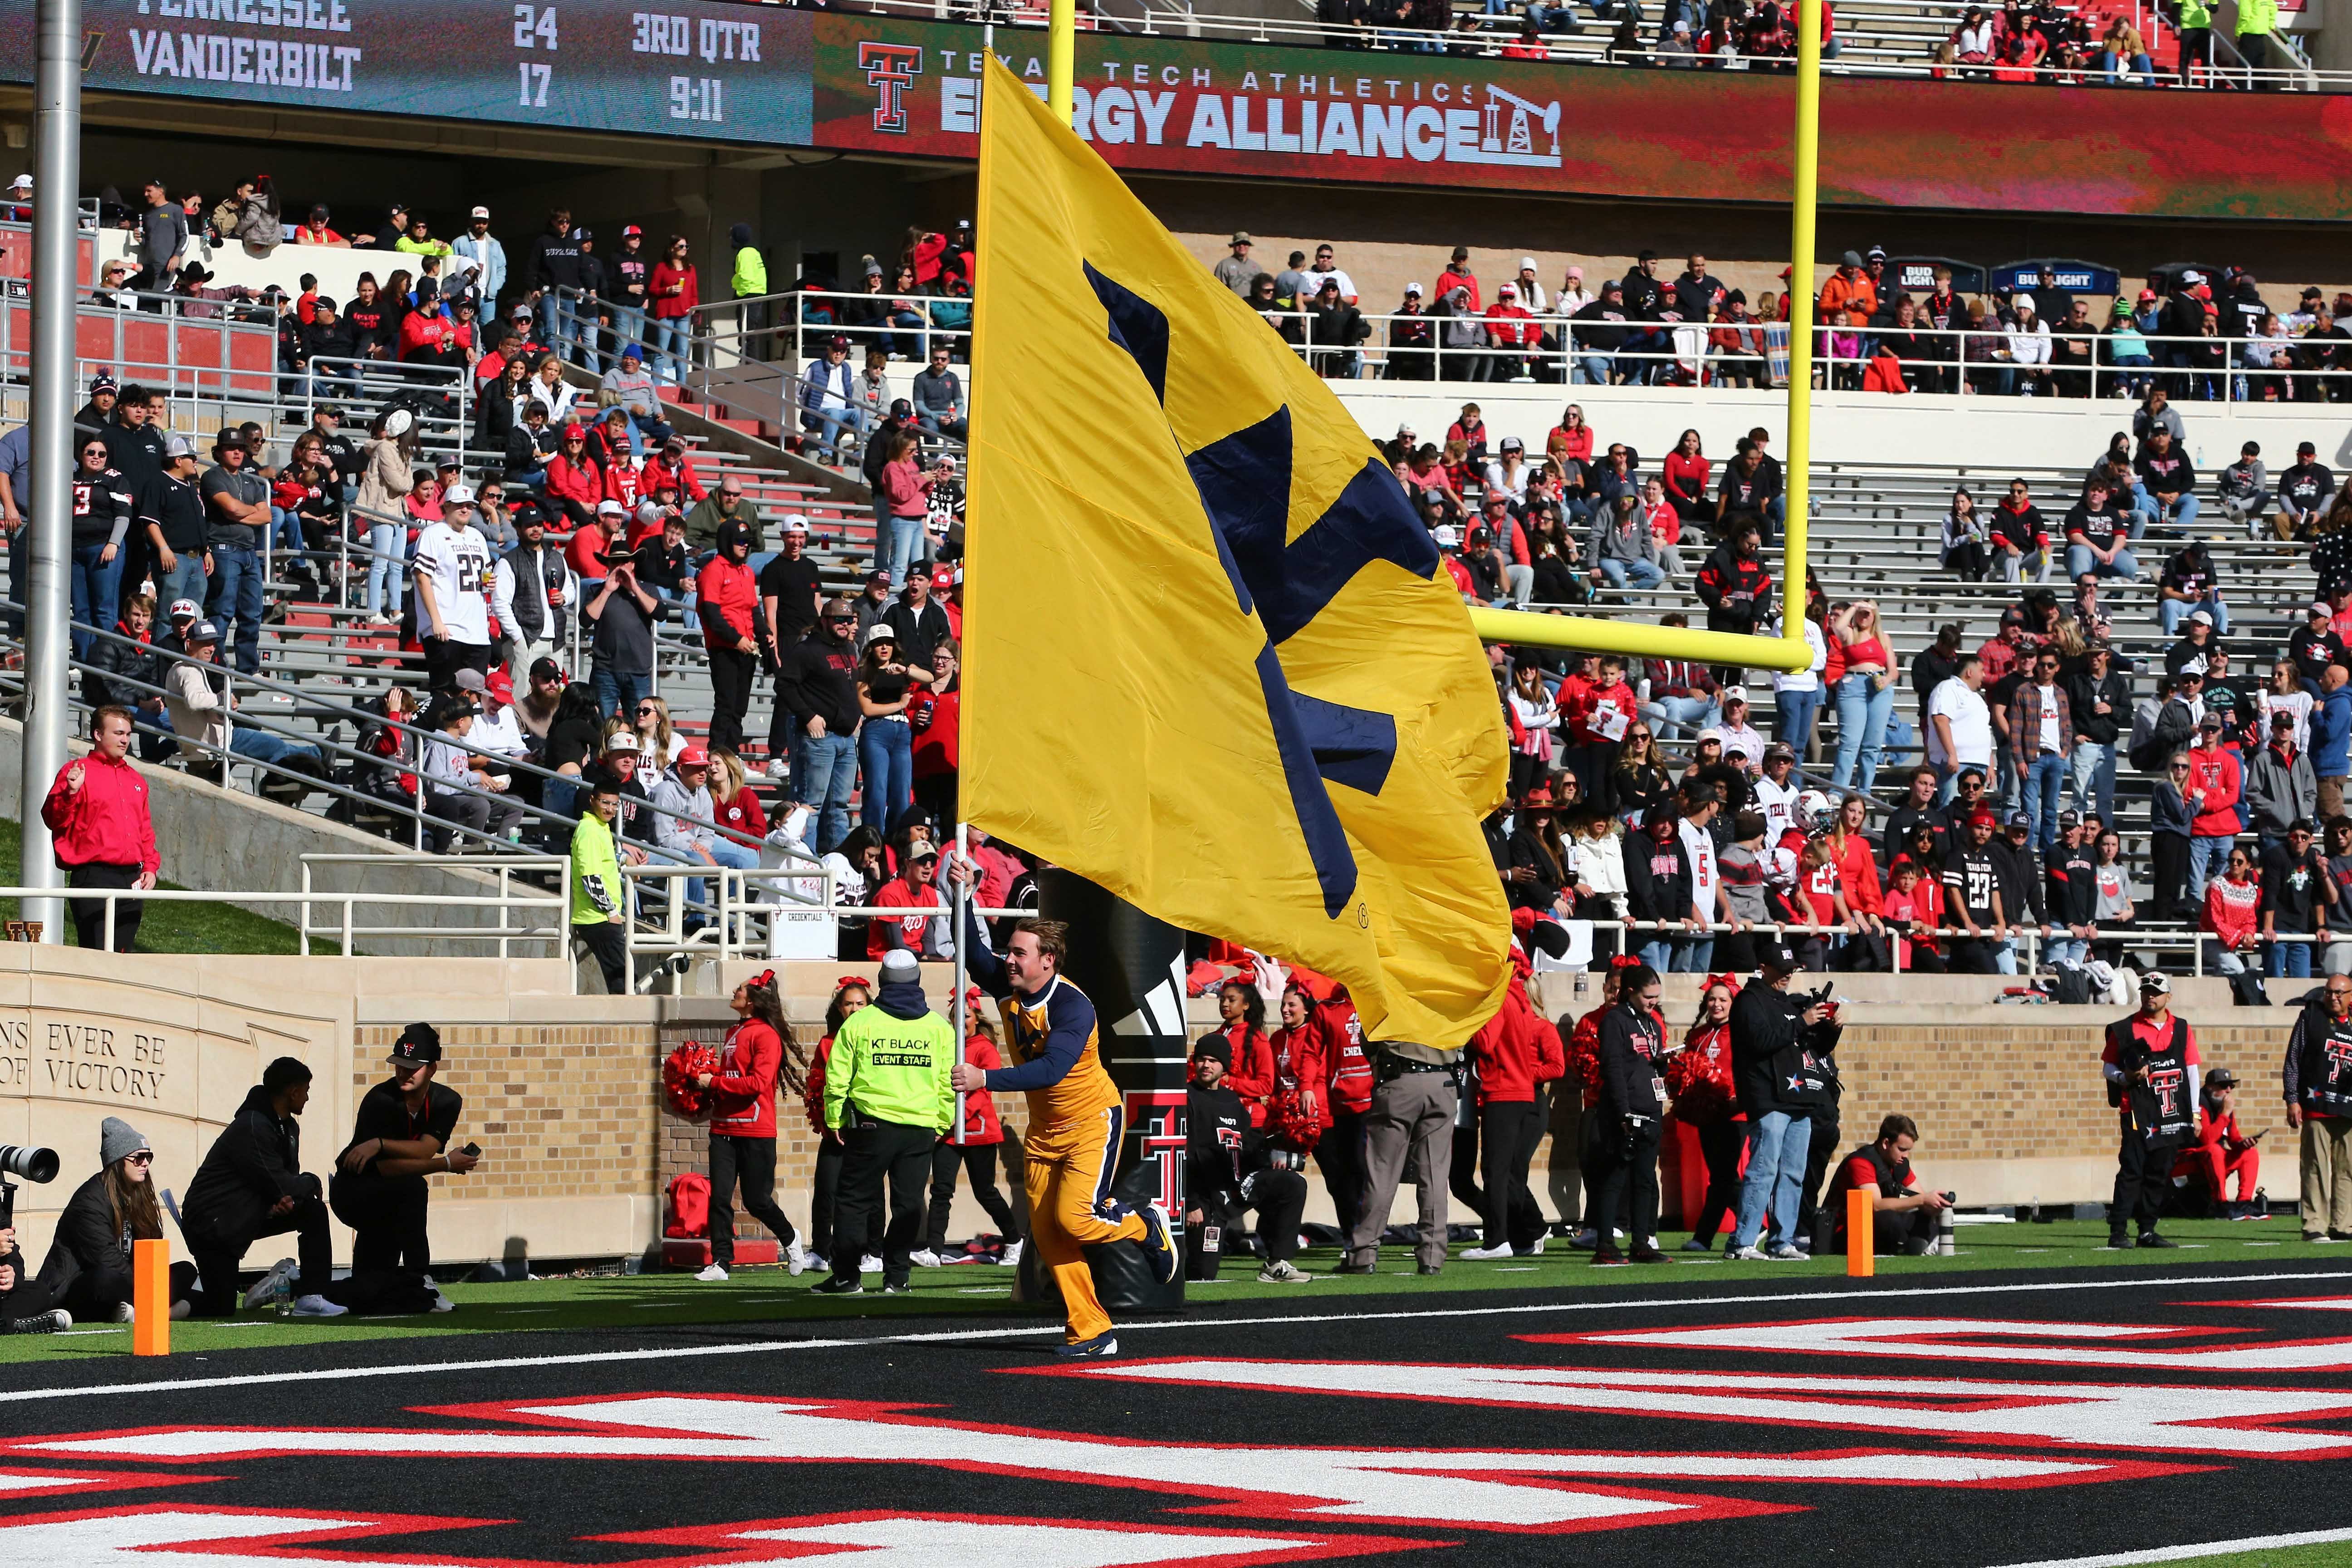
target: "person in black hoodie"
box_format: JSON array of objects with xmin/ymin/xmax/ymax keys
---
[
  {"xmin": 1623, "ymin": 804, "xmax": 1695, "ymax": 971},
  {"xmin": 2068, "ymin": 641, "xmax": 2130, "ymax": 818},
  {"xmin": 1990, "ymin": 811, "xmax": 2048, "ymax": 974},
  {"xmin": 1727, "ymin": 945, "xmax": 1837, "ymax": 1259},
  {"xmin": 1183, "ymin": 1033, "xmax": 1311, "ymax": 1282},
  {"xmin": 180, "ymin": 1057, "xmax": 345, "ymax": 1318},
  {"xmin": 775, "ymin": 597, "xmax": 864, "ymax": 855},
  {"xmin": 1589, "ymin": 961, "xmax": 1668, "ymax": 1266},
  {"xmin": 35, "ymin": 1116, "xmax": 194, "ymax": 1323}
]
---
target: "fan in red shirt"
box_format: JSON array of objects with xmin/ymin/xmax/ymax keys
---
[
  {"xmin": 641, "ymin": 441, "xmax": 709, "ymax": 503},
  {"xmin": 1883, "ymin": 857, "xmax": 1947, "ymax": 972},
  {"xmin": 866, "ymin": 840, "xmax": 945, "ymax": 959},
  {"xmin": 1205, "ymin": 980, "xmax": 1277, "ymax": 1128},
  {"xmin": 916, "ymin": 993, "xmax": 1024, "ymax": 1266},
  {"xmin": 1462, "ymin": 915, "xmax": 1568, "ymax": 1259},
  {"xmin": 688, "ymin": 970, "xmax": 812, "ymax": 1281},
  {"xmin": 1664, "ymin": 974, "xmax": 1742, "ymax": 1251},
  {"xmin": 41, "ymin": 706, "xmax": 160, "ymax": 953},
  {"xmin": 802, "ymin": 976, "xmax": 870, "ymax": 1268}
]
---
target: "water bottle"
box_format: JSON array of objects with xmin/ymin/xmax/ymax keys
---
[
  {"xmin": 1574, "ymin": 969, "xmax": 1590, "ymax": 1001},
  {"xmin": 273, "ymin": 1269, "xmax": 293, "ymax": 1317}
]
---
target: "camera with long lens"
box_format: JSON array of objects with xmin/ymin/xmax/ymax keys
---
[
  {"xmin": 1265, "ymin": 1147, "xmax": 1309, "ymax": 1174},
  {"xmin": 0, "ymin": 1144, "xmax": 61, "ymax": 1229}
]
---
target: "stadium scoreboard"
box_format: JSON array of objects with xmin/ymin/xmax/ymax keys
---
[{"xmin": 0, "ymin": 0, "xmax": 814, "ymax": 145}]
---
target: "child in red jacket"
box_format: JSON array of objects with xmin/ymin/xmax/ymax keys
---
[
  {"xmin": 693, "ymin": 970, "xmax": 811, "ymax": 1281},
  {"xmin": 914, "ymin": 997, "xmax": 1024, "ymax": 1267}
]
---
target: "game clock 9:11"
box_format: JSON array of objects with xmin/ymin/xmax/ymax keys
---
[{"xmin": 669, "ymin": 74, "xmax": 724, "ymax": 121}]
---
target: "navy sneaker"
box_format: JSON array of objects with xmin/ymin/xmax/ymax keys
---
[
  {"xmin": 1055, "ymin": 1331, "xmax": 1120, "ymax": 1358},
  {"xmin": 809, "ymin": 1275, "xmax": 864, "ymax": 1296},
  {"xmin": 1138, "ymin": 1202, "xmax": 1178, "ymax": 1285}
]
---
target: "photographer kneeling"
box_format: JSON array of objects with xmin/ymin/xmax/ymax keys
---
[
  {"xmin": 1824, "ymin": 1113, "xmax": 1950, "ymax": 1256},
  {"xmin": 34, "ymin": 1117, "xmax": 194, "ymax": 1323},
  {"xmin": 180, "ymin": 1056, "xmax": 346, "ymax": 1318},
  {"xmin": 1184, "ymin": 1034, "xmax": 1312, "ymax": 1284}
]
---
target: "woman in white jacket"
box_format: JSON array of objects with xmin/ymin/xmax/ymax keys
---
[
  {"xmin": 2004, "ymin": 295, "xmax": 2052, "ymax": 396},
  {"xmin": 1571, "ymin": 810, "xmax": 1629, "ymax": 960}
]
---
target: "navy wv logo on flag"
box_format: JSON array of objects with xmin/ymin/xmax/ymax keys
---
[{"xmin": 1085, "ymin": 262, "xmax": 1438, "ymax": 919}]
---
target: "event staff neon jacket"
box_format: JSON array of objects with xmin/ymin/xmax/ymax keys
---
[{"xmin": 823, "ymin": 980, "xmax": 956, "ymax": 1133}]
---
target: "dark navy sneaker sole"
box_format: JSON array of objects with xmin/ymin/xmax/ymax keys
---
[
  {"xmin": 809, "ymin": 1276, "xmax": 864, "ymax": 1295},
  {"xmin": 1140, "ymin": 1203, "xmax": 1178, "ymax": 1285},
  {"xmin": 1054, "ymin": 1332, "xmax": 1119, "ymax": 1358}
]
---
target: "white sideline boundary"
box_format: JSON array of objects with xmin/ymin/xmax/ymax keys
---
[
  {"xmin": 1994, "ymin": 1527, "xmax": 2352, "ymax": 1567},
  {"xmin": 8, "ymin": 1267, "xmax": 2350, "ymax": 1406}
]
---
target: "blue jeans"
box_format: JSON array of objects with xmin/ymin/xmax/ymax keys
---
[
  {"xmin": 608, "ymin": 304, "xmax": 647, "ymax": 368},
  {"xmin": 1637, "ymin": 938, "xmax": 1673, "ymax": 970},
  {"xmin": 1830, "ymin": 674, "xmax": 1894, "ymax": 795},
  {"xmin": 2150, "ymin": 494, "xmax": 2199, "ymax": 530},
  {"xmin": 859, "ymin": 715, "xmax": 913, "ymax": 833},
  {"xmin": 2069, "ymin": 739, "xmax": 2116, "ymax": 818},
  {"xmin": 2065, "ymin": 544, "xmax": 2139, "ymax": 580},
  {"xmin": 2022, "ymin": 750, "xmax": 2066, "ymax": 852},
  {"xmin": 366, "ymin": 523, "xmax": 405, "ymax": 618},
  {"xmin": 207, "ymin": 544, "xmax": 265, "ymax": 675},
  {"xmin": 1733, "ymin": 1110, "xmax": 1811, "ymax": 1250},
  {"xmin": 647, "ymin": 315, "xmax": 692, "ymax": 383},
  {"xmin": 2046, "ymin": 936, "xmax": 2088, "ymax": 967},
  {"xmin": 678, "ymin": 835, "xmax": 761, "ymax": 921},
  {"xmin": 1775, "ymin": 687, "xmax": 1821, "ymax": 757},
  {"xmin": 228, "ymin": 727, "xmax": 323, "ymax": 770},
  {"xmin": 803, "ymin": 404, "xmax": 868, "ymax": 456},
  {"xmin": 590, "ymin": 663, "xmax": 650, "ymax": 722},
  {"xmin": 1670, "ymin": 936, "xmax": 1715, "ymax": 973},
  {"xmin": 793, "ymin": 729, "xmax": 858, "ymax": 854},
  {"xmin": 69, "ymin": 541, "xmax": 124, "ymax": 660},
  {"xmin": 2268, "ymin": 936, "xmax": 2314, "ymax": 978},
  {"xmin": 885, "ymin": 511, "xmax": 925, "ymax": 591},
  {"xmin": 155, "ymin": 552, "xmax": 207, "ymax": 618},
  {"xmin": 2159, "ymin": 595, "xmax": 2228, "ymax": 636},
  {"xmin": 1645, "ymin": 693, "xmax": 1718, "ymax": 741},
  {"xmin": 1597, "ymin": 558, "xmax": 1665, "ymax": 590},
  {"xmin": 2188, "ymin": 833, "xmax": 2235, "ymax": 904},
  {"xmin": 1573, "ymin": 353, "xmax": 1613, "ymax": 385}
]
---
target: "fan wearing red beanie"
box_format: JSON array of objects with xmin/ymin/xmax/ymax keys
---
[{"xmin": 691, "ymin": 969, "xmax": 811, "ymax": 1282}]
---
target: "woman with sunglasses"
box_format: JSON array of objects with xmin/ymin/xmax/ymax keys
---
[
  {"xmin": 855, "ymin": 623, "xmax": 935, "ymax": 833},
  {"xmin": 632, "ymin": 693, "xmax": 676, "ymax": 772},
  {"xmin": 69, "ymin": 434, "xmax": 133, "ymax": 658},
  {"xmin": 2152, "ymin": 749, "xmax": 2196, "ymax": 921},
  {"xmin": 33, "ymin": 1116, "xmax": 191, "ymax": 1325},
  {"xmin": 649, "ymin": 236, "xmax": 699, "ymax": 385}
]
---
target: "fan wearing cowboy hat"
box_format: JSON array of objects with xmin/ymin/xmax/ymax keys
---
[{"xmin": 691, "ymin": 968, "xmax": 814, "ymax": 1281}]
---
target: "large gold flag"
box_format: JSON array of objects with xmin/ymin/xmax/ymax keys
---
[{"xmin": 960, "ymin": 55, "xmax": 1510, "ymax": 1045}]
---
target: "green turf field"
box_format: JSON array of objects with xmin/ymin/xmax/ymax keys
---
[
  {"xmin": 4, "ymin": 1215, "xmax": 2343, "ymax": 1364},
  {"xmin": 2122, "ymin": 1543, "xmax": 2352, "ymax": 1568}
]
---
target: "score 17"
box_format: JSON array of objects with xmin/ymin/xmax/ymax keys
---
[{"xmin": 514, "ymin": 3, "xmax": 557, "ymax": 108}]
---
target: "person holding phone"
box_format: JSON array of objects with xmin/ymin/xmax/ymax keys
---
[{"xmin": 329, "ymin": 1023, "xmax": 477, "ymax": 1302}]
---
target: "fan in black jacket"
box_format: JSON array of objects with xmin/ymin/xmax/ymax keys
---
[
  {"xmin": 1182, "ymin": 1036, "xmax": 1309, "ymax": 1281},
  {"xmin": 1727, "ymin": 952, "xmax": 1838, "ymax": 1254},
  {"xmin": 1623, "ymin": 807, "xmax": 1695, "ymax": 965},
  {"xmin": 34, "ymin": 1116, "xmax": 193, "ymax": 1323},
  {"xmin": 180, "ymin": 1057, "xmax": 342, "ymax": 1318},
  {"xmin": 1589, "ymin": 964, "xmax": 1668, "ymax": 1265}
]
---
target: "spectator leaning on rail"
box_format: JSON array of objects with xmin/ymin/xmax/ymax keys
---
[
  {"xmin": 179, "ymin": 1055, "xmax": 347, "ymax": 1319},
  {"xmin": 2284, "ymin": 971, "xmax": 2352, "ymax": 1242},
  {"xmin": 41, "ymin": 705, "xmax": 157, "ymax": 953}
]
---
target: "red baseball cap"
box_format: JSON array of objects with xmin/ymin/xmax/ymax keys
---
[
  {"xmin": 562, "ymin": 423, "xmax": 586, "ymax": 441},
  {"xmin": 930, "ymin": 564, "xmax": 956, "ymax": 592},
  {"xmin": 622, "ymin": 224, "xmax": 642, "ymax": 238},
  {"xmin": 674, "ymin": 742, "xmax": 710, "ymax": 768},
  {"xmin": 485, "ymin": 669, "xmax": 514, "ymax": 703}
]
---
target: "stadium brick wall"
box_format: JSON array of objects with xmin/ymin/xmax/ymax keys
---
[{"xmin": 350, "ymin": 1007, "xmax": 2303, "ymax": 1255}]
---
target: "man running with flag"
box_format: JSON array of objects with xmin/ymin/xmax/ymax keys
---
[{"xmin": 949, "ymin": 859, "xmax": 1176, "ymax": 1358}]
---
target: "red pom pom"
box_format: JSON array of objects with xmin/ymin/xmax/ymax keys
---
[
  {"xmin": 1269, "ymin": 1090, "xmax": 1327, "ymax": 1151},
  {"xmin": 663, "ymin": 1041, "xmax": 720, "ymax": 1119}
]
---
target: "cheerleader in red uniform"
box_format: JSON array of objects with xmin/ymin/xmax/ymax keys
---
[
  {"xmin": 1206, "ymin": 980, "xmax": 1277, "ymax": 1128},
  {"xmin": 1666, "ymin": 974, "xmax": 1743, "ymax": 1251}
]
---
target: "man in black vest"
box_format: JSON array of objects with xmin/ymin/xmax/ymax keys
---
[
  {"xmin": 493, "ymin": 501, "xmax": 569, "ymax": 687},
  {"xmin": 1824, "ymin": 1112, "xmax": 1950, "ymax": 1256},
  {"xmin": 2283, "ymin": 973, "xmax": 2352, "ymax": 1242},
  {"xmin": 2102, "ymin": 970, "xmax": 2201, "ymax": 1250}
]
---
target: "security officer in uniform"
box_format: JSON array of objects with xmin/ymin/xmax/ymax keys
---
[
  {"xmin": 2102, "ymin": 970, "xmax": 2201, "ymax": 1250},
  {"xmin": 330, "ymin": 1023, "xmax": 477, "ymax": 1284},
  {"xmin": 1183, "ymin": 1034, "xmax": 1312, "ymax": 1284},
  {"xmin": 814, "ymin": 947, "xmax": 956, "ymax": 1296}
]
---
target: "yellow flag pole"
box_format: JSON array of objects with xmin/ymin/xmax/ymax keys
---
[
  {"xmin": 1048, "ymin": 0, "xmax": 1077, "ymax": 126},
  {"xmin": 1465, "ymin": 29, "xmax": 1823, "ymax": 676}
]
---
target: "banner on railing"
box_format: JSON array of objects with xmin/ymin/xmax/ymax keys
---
[{"xmin": 809, "ymin": 15, "xmax": 2352, "ymax": 222}]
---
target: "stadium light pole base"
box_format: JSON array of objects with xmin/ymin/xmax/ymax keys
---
[{"xmin": 1009, "ymin": 869, "xmax": 1187, "ymax": 1316}]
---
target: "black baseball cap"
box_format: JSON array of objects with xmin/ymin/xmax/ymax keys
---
[
  {"xmin": 389, "ymin": 1021, "xmax": 442, "ymax": 1065},
  {"xmin": 1757, "ymin": 941, "xmax": 1801, "ymax": 972}
]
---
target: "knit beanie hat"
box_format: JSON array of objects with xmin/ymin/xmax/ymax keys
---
[{"xmin": 99, "ymin": 1116, "xmax": 150, "ymax": 1167}]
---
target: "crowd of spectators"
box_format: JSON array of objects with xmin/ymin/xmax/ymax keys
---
[{"xmin": 1220, "ymin": 240, "xmax": 2352, "ymax": 402}]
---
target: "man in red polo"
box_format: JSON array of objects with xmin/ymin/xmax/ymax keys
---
[{"xmin": 41, "ymin": 705, "xmax": 159, "ymax": 951}]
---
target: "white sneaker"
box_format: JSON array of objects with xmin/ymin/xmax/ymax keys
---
[
  {"xmin": 243, "ymin": 1257, "xmax": 299, "ymax": 1310},
  {"xmin": 1460, "ymin": 1243, "xmax": 1514, "ymax": 1261},
  {"xmin": 1725, "ymin": 1245, "xmax": 1769, "ymax": 1261},
  {"xmin": 1519, "ymin": 1236, "xmax": 1547, "ymax": 1256},
  {"xmin": 1257, "ymin": 1259, "xmax": 1313, "ymax": 1283},
  {"xmin": 1764, "ymin": 1244, "xmax": 1807, "ymax": 1261},
  {"xmin": 764, "ymin": 758, "xmax": 790, "ymax": 780},
  {"xmin": 696, "ymin": 1264, "xmax": 730, "ymax": 1282},
  {"xmin": 999, "ymin": 1239, "xmax": 1024, "ymax": 1268},
  {"xmin": 908, "ymin": 1249, "xmax": 942, "ymax": 1269},
  {"xmin": 110, "ymin": 1302, "xmax": 135, "ymax": 1323},
  {"xmin": 785, "ymin": 1241, "xmax": 812, "ymax": 1277},
  {"xmin": 428, "ymin": 1289, "xmax": 457, "ymax": 1313},
  {"xmin": 859, "ymin": 1254, "xmax": 883, "ymax": 1274},
  {"xmin": 290, "ymin": 1294, "xmax": 348, "ymax": 1318}
]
